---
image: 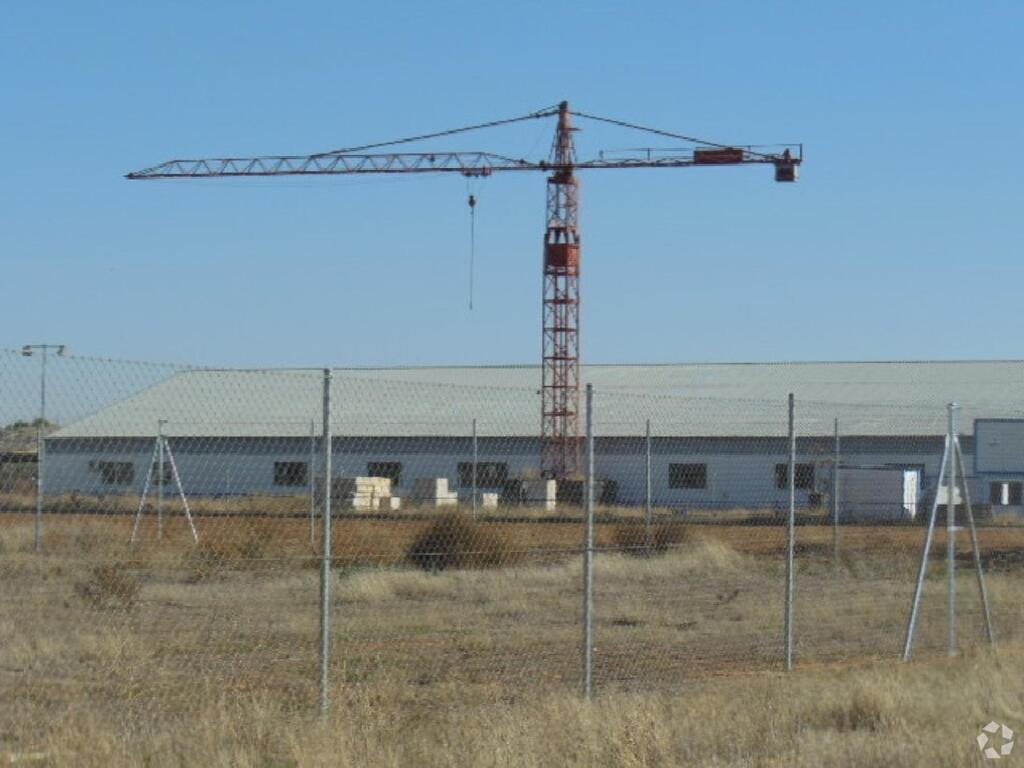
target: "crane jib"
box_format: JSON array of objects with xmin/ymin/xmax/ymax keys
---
[
  {"xmin": 124, "ymin": 102, "xmax": 802, "ymax": 478},
  {"xmin": 126, "ymin": 151, "xmax": 800, "ymax": 180}
]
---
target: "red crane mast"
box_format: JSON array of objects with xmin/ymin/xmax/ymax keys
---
[
  {"xmin": 542, "ymin": 103, "xmax": 581, "ymax": 479},
  {"xmin": 127, "ymin": 101, "xmax": 801, "ymax": 480}
]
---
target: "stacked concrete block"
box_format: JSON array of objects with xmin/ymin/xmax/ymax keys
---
[
  {"xmin": 332, "ymin": 476, "xmax": 393, "ymax": 511},
  {"xmin": 522, "ymin": 479, "xmax": 558, "ymax": 512},
  {"xmin": 411, "ymin": 477, "xmax": 459, "ymax": 507}
]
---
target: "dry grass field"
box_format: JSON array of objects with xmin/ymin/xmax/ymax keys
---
[{"xmin": 1, "ymin": 510, "xmax": 1022, "ymax": 766}]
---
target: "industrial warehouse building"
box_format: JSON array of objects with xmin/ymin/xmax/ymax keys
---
[{"xmin": 43, "ymin": 361, "xmax": 1024, "ymax": 515}]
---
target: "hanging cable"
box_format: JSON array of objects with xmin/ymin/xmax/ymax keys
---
[{"xmin": 467, "ymin": 189, "xmax": 477, "ymax": 311}]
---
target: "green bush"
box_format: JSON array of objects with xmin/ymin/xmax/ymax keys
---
[{"xmin": 408, "ymin": 514, "xmax": 522, "ymax": 571}]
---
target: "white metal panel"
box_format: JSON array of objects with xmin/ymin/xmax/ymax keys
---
[{"xmin": 904, "ymin": 470, "xmax": 919, "ymax": 518}]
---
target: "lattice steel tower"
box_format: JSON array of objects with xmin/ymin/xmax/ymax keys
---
[{"xmin": 541, "ymin": 102, "xmax": 581, "ymax": 479}]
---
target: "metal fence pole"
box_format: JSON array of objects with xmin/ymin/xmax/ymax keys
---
[
  {"xmin": 784, "ymin": 393, "xmax": 796, "ymax": 672},
  {"xmin": 157, "ymin": 419, "xmax": 166, "ymax": 540},
  {"xmin": 472, "ymin": 418, "xmax": 478, "ymax": 518},
  {"xmin": 832, "ymin": 417, "xmax": 840, "ymax": 573},
  {"xmin": 309, "ymin": 419, "xmax": 316, "ymax": 546},
  {"xmin": 318, "ymin": 369, "xmax": 333, "ymax": 716},
  {"xmin": 34, "ymin": 350, "xmax": 48, "ymax": 554},
  {"xmin": 902, "ymin": 432, "xmax": 950, "ymax": 661},
  {"xmin": 953, "ymin": 437, "xmax": 995, "ymax": 645},
  {"xmin": 164, "ymin": 437, "xmax": 197, "ymax": 543},
  {"xmin": 582, "ymin": 383, "xmax": 595, "ymax": 699},
  {"xmin": 947, "ymin": 402, "xmax": 958, "ymax": 657},
  {"xmin": 644, "ymin": 419, "xmax": 652, "ymax": 551}
]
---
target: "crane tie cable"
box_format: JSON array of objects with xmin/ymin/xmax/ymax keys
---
[
  {"xmin": 314, "ymin": 104, "xmax": 562, "ymax": 158},
  {"xmin": 570, "ymin": 109, "xmax": 776, "ymax": 160}
]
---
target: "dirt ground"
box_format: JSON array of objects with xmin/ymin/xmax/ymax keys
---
[{"xmin": 1, "ymin": 511, "xmax": 1021, "ymax": 765}]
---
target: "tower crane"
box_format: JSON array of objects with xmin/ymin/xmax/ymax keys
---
[{"xmin": 127, "ymin": 101, "xmax": 801, "ymax": 480}]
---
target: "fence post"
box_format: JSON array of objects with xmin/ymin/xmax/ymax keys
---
[
  {"xmin": 472, "ymin": 418, "xmax": 478, "ymax": 519},
  {"xmin": 832, "ymin": 417, "xmax": 840, "ymax": 573},
  {"xmin": 34, "ymin": 350, "xmax": 48, "ymax": 554},
  {"xmin": 582, "ymin": 383, "xmax": 594, "ymax": 699},
  {"xmin": 309, "ymin": 419, "xmax": 316, "ymax": 546},
  {"xmin": 318, "ymin": 369, "xmax": 333, "ymax": 716},
  {"xmin": 157, "ymin": 419, "xmax": 166, "ymax": 540},
  {"xmin": 35, "ymin": 432, "xmax": 45, "ymax": 553},
  {"xmin": 644, "ymin": 418, "xmax": 652, "ymax": 552},
  {"xmin": 784, "ymin": 393, "xmax": 795, "ymax": 671},
  {"xmin": 947, "ymin": 403, "xmax": 958, "ymax": 657}
]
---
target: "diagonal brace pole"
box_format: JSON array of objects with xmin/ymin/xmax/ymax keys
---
[
  {"xmin": 164, "ymin": 437, "xmax": 199, "ymax": 543},
  {"xmin": 902, "ymin": 434, "xmax": 951, "ymax": 660},
  {"xmin": 953, "ymin": 437, "xmax": 994, "ymax": 645},
  {"xmin": 131, "ymin": 438, "xmax": 161, "ymax": 544}
]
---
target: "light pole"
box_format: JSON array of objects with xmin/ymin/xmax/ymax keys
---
[{"xmin": 21, "ymin": 344, "xmax": 68, "ymax": 553}]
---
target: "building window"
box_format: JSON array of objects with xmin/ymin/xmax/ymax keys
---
[
  {"xmin": 97, "ymin": 461, "xmax": 135, "ymax": 486},
  {"xmin": 274, "ymin": 461, "xmax": 308, "ymax": 487},
  {"xmin": 989, "ymin": 481, "xmax": 1022, "ymax": 506},
  {"xmin": 775, "ymin": 463, "xmax": 815, "ymax": 490},
  {"xmin": 458, "ymin": 461, "xmax": 509, "ymax": 488},
  {"xmin": 367, "ymin": 461, "xmax": 402, "ymax": 487},
  {"xmin": 669, "ymin": 463, "xmax": 707, "ymax": 489},
  {"xmin": 150, "ymin": 462, "xmax": 173, "ymax": 484}
]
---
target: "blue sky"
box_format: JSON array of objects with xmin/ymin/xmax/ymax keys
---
[{"xmin": 3, "ymin": 1, "xmax": 1023, "ymax": 368}]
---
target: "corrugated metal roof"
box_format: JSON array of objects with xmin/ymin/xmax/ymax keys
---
[{"xmin": 52, "ymin": 361, "xmax": 1024, "ymax": 439}]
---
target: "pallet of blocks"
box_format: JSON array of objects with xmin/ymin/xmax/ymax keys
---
[
  {"xmin": 410, "ymin": 477, "xmax": 459, "ymax": 507},
  {"xmin": 331, "ymin": 476, "xmax": 394, "ymax": 512}
]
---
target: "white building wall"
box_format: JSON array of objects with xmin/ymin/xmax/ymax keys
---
[
  {"xmin": 594, "ymin": 450, "xmax": 961, "ymax": 509},
  {"xmin": 43, "ymin": 437, "xmax": 973, "ymax": 511},
  {"xmin": 43, "ymin": 440, "xmax": 548, "ymax": 500}
]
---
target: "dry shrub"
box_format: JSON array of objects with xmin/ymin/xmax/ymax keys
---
[
  {"xmin": 813, "ymin": 687, "xmax": 890, "ymax": 733},
  {"xmin": 73, "ymin": 563, "xmax": 140, "ymax": 609},
  {"xmin": 681, "ymin": 537, "xmax": 747, "ymax": 573},
  {"xmin": 233, "ymin": 531, "xmax": 268, "ymax": 562},
  {"xmin": 612, "ymin": 522, "xmax": 693, "ymax": 556},
  {"xmin": 184, "ymin": 537, "xmax": 261, "ymax": 581},
  {"xmin": 182, "ymin": 524, "xmax": 277, "ymax": 582},
  {"xmin": 184, "ymin": 543, "xmax": 231, "ymax": 583},
  {"xmin": 408, "ymin": 513, "xmax": 522, "ymax": 571}
]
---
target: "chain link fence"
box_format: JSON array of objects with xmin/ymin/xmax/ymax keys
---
[{"xmin": 2, "ymin": 349, "xmax": 1023, "ymax": 728}]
